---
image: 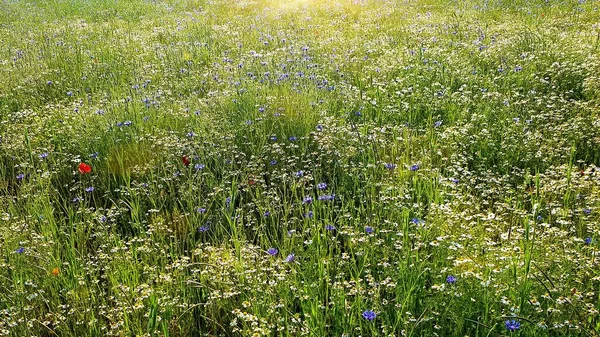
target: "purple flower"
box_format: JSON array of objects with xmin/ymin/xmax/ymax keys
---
[
  {"xmin": 85, "ymin": 186, "xmax": 94, "ymax": 193},
  {"xmin": 124, "ymin": 120, "xmax": 132, "ymax": 126},
  {"xmin": 318, "ymin": 194, "xmax": 335, "ymax": 201},
  {"xmin": 263, "ymin": 211, "xmax": 270, "ymax": 217},
  {"xmin": 384, "ymin": 163, "xmax": 396, "ymax": 170},
  {"xmin": 583, "ymin": 209, "xmax": 591, "ymax": 215},
  {"xmin": 15, "ymin": 247, "xmax": 25, "ymax": 254},
  {"xmin": 505, "ymin": 319, "xmax": 521, "ymax": 332},
  {"xmin": 100, "ymin": 215, "xmax": 107, "ymax": 222},
  {"xmin": 362, "ymin": 310, "xmax": 376, "ymax": 321},
  {"xmin": 303, "ymin": 211, "xmax": 314, "ymax": 218},
  {"xmin": 270, "ymin": 135, "xmax": 277, "ymax": 141},
  {"xmin": 316, "ymin": 125, "xmax": 323, "ymax": 131},
  {"xmin": 198, "ymin": 225, "xmax": 210, "ymax": 232},
  {"xmin": 267, "ymin": 248, "xmax": 278, "ymax": 256},
  {"xmin": 284, "ymin": 253, "xmax": 295, "ymax": 263},
  {"xmin": 195, "ymin": 163, "xmax": 205, "ymax": 170},
  {"xmin": 446, "ymin": 275, "xmax": 457, "ymax": 284},
  {"xmin": 410, "ymin": 218, "xmax": 424, "ymax": 225},
  {"xmin": 325, "ymin": 224, "xmax": 336, "ymax": 231},
  {"xmin": 295, "ymin": 170, "xmax": 305, "ymax": 177},
  {"xmin": 72, "ymin": 197, "xmax": 82, "ymax": 203},
  {"xmin": 365, "ymin": 226, "xmax": 374, "ymax": 234},
  {"xmin": 270, "ymin": 160, "xmax": 277, "ymax": 165},
  {"xmin": 39, "ymin": 153, "xmax": 48, "ymax": 159},
  {"xmin": 451, "ymin": 178, "xmax": 459, "ymax": 184},
  {"xmin": 317, "ymin": 182, "xmax": 327, "ymax": 190},
  {"xmin": 514, "ymin": 65, "xmax": 522, "ymax": 72},
  {"xmin": 585, "ymin": 237, "xmax": 592, "ymax": 245},
  {"xmin": 187, "ymin": 131, "xmax": 196, "ymax": 138},
  {"xmin": 409, "ymin": 164, "xmax": 420, "ymax": 171},
  {"xmin": 16, "ymin": 173, "xmax": 25, "ymax": 180},
  {"xmin": 434, "ymin": 120, "xmax": 442, "ymax": 127},
  {"xmin": 303, "ymin": 196, "xmax": 313, "ymax": 204},
  {"xmin": 197, "ymin": 207, "xmax": 206, "ymax": 214},
  {"xmin": 289, "ymin": 136, "xmax": 298, "ymax": 141}
]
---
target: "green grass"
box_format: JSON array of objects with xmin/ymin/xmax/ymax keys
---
[{"xmin": 1, "ymin": 0, "xmax": 600, "ymax": 336}]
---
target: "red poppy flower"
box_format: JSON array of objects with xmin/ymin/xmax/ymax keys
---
[
  {"xmin": 78, "ymin": 162, "xmax": 92, "ymax": 174},
  {"xmin": 248, "ymin": 179, "xmax": 256, "ymax": 186},
  {"xmin": 182, "ymin": 155, "xmax": 190, "ymax": 167}
]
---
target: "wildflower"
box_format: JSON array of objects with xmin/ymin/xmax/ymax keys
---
[
  {"xmin": 446, "ymin": 275, "xmax": 457, "ymax": 284},
  {"xmin": 318, "ymin": 194, "xmax": 335, "ymax": 201},
  {"xmin": 124, "ymin": 121, "xmax": 132, "ymax": 126},
  {"xmin": 284, "ymin": 253, "xmax": 295, "ymax": 263},
  {"xmin": 325, "ymin": 224, "xmax": 336, "ymax": 231},
  {"xmin": 514, "ymin": 65, "xmax": 522, "ymax": 72},
  {"xmin": 39, "ymin": 152, "xmax": 48, "ymax": 159},
  {"xmin": 505, "ymin": 319, "xmax": 521, "ymax": 332},
  {"xmin": 89, "ymin": 152, "xmax": 99, "ymax": 159},
  {"xmin": 585, "ymin": 237, "xmax": 592, "ymax": 245},
  {"xmin": 78, "ymin": 162, "xmax": 92, "ymax": 174},
  {"xmin": 409, "ymin": 164, "xmax": 419, "ymax": 171},
  {"xmin": 263, "ymin": 211, "xmax": 270, "ymax": 217},
  {"xmin": 365, "ymin": 226, "xmax": 374, "ymax": 234},
  {"xmin": 267, "ymin": 248, "xmax": 278, "ymax": 256},
  {"xmin": 187, "ymin": 131, "xmax": 196, "ymax": 138},
  {"xmin": 15, "ymin": 247, "xmax": 25, "ymax": 254},
  {"xmin": 316, "ymin": 125, "xmax": 323, "ymax": 131},
  {"xmin": 226, "ymin": 197, "xmax": 231, "ymax": 207},
  {"xmin": 51, "ymin": 268, "xmax": 60, "ymax": 276},
  {"xmin": 85, "ymin": 186, "xmax": 94, "ymax": 193},
  {"xmin": 197, "ymin": 207, "xmax": 206, "ymax": 214},
  {"xmin": 410, "ymin": 218, "xmax": 424, "ymax": 225},
  {"xmin": 72, "ymin": 197, "xmax": 82, "ymax": 203},
  {"xmin": 289, "ymin": 136, "xmax": 298, "ymax": 141},
  {"xmin": 583, "ymin": 209, "xmax": 591, "ymax": 215},
  {"xmin": 16, "ymin": 173, "xmax": 25, "ymax": 180},
  {"xmin": 295, "ymin": 170, "xmax": 305, "ymax": 177},
  {"xmin": 195, "ymin": 163, "xmax": 205, "ymax": 170},
  {"xmin": 384, "ymin": 163, "xmax": 396, "ymax": 170},
  {"xmin": 362, "ymin": 310, "xmax": 376, "ymax": 321},
  {"xmin": 317, "ymin": 182, "xmax": 327, "ymax": 190},
  {"xmin": 182, "ymin": 156, "xmax": 191, "ymax": 167},
  {"xmin": 434, "ymin": 120, "xmax": 442, "ymax": 127},
  {"xmin": 270, "ymin": 160, "xmax": 277, "ymax": 165},
  {"xmin": 198, "ymin": 225, "xmax": 210, "ymax": 232},
  {"xmin": 270, "ymin": 136, "xmax": 277, "ymax": 141},
  {"xmin": 67, "ymin": 91, "xmax": 73, "ymax": 96},
  {"xmin": 303, "ymin": 211, "xmax": 314, "ymax": 218},
  {"xmin": 303, "ymin": 196, "xmax": 313, "ymax": 204}
]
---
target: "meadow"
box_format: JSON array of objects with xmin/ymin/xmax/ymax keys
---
[{"xmin": 1, "ymin": 0, "xmax": 600, "ymax": 336}]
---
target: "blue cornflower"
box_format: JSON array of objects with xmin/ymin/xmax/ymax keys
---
[
  {"xmin": 198, "ymin": 225, "xmax": 210, "ymax": 233},
  {"xmin": 197, "ymin": 207, "xmax": 206, "ymax": 214},
  {"xmin": 187, "ymin": 131, "xmax": 196, "ymax": 138},
  {"xmin": 505, "ymin": 319, "xmax": 521, "ymax": 332},
  {"xmin": 195, "ymin": 163, "xmax": 205, "ymax": 170},
  {"xmin": 317, "ymin": 182, "xmax": 327, "ymax": 190},
  {"xmin": 85, "ymin": 186, "xmax": 94, "ymax": 193},
  {"xmin": 434, "ymin": 120, "xmax": 442, "ymax": 127},
  {"xmin": 226, "ymin": 197, "xmax": 231, "ymax": 207},
  {"xmin": 15, "ymin": 247, "xmax": 25, "ymax": 254},
  {"xmin": 365, "ymin": 226, "xmax": 374, "ymax": 234},
  {"xmin": 536, "ymin": 215, "xmax": 543, "ymax": 221},
  {"xmin": 267, "ymin": 248, "xmax": 278, "ymax": 256},
  {"xmin": 583, "ymin": 209, "xmax": 591, "ymax": 215},
  {"xmin": 284, "ymin": 253, "xmax": 295, "ymax": 263},
  {"xmin": 514, "ymin": 65, "xmax": 522, "ymax": 72},
  {"xmin": 124, "ymin": 121, "xmax": 132, "ymax": 126},
  {"xmin": 303, "ymin": 196, "xmax": 313, "ymax": 204},
  {"xmin": 318, "ymin": 194, "xmax": 335, "ymax": 201},
  {"xmin": 384, "ymin": 163, "xmax": 396, "ymax": 170},
  {"xmin": 263, "ymin": 211, "xmax": 270, "ymax": 217},
  {"xmin": 117, "ymin": 122, "xmax": 123, "ymax": 127},
  {"xmin": 325, "ymin": 224, "xmax": 336, "ymax": 231},
  {"xmin": 446, "ymin": 275, "xmax": 457, "ymax": 284},
  {"xmin": 258, "ymin": 107, "xmax": 266, "ymax": 113},
  {"xmin": 16, "ymin": 173, "xmax": 25, "ymax": 180},
  {"xmin": 303, "ymin": 211, "xmax": 314, "ymax": 218},
  {"xmin": 72, "ymin": 197, "xmax": 82, "ymax": 203},
  {"xmin": 246, "ymin": 120, "xmax": 252, "ymax": 125},
  {"xmin": 39, "ymin": 153, "xmax": 48, "ymax": 159},
  {"xmin": 67, "ymin": 91, "xmax": 73, "ymax": 96},
  {"xmin": 295, "ymin": 170, "xmax": 305, "ymax": 177},
  {"xmin": 409, "ymin": 164, "xmax": 420, "ymax": 171},
  {"xmin": 289, "ymin": 136, "xmax": 298, "ymax": 141},
  {"xmin": 585, "ymin": 237, "xmax": 592, "ymax": 245},
  {"xmin": 410, "ymin": 218, "xmax": 424, "ymax": 225},
  {"xmin": 362, "ymin": 310, "xmax": 376, "ymax": 321},
  {"xmin": 90, "ymin": 152, "xmax": 99, "ymax": 159},
  {"xmin": 270, "ymin": 136, "xmax": 277, "ymax": 141},
  {"xmin": 100, "ymin": 215, "xmax": 107, "ymax": 222},
  {"xmin": 451, "ymin": 178, "xmax": 459, "ymax": 184},
  {"xmin": 316, "ymin": 125, "xmax": 323, "ymax": 131},
  {"xmin": 270, "ymin": 160, "xmax": 277, "ymax": 165}
]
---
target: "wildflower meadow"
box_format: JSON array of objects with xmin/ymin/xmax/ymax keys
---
[{"xmin": 1, "ymin": 0, "xmax": 599, "ymax": 336}]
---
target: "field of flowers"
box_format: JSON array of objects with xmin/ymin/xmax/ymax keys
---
[{"xmin": 1, "ymin": 0, "xmax": 600, "ymax": 336}]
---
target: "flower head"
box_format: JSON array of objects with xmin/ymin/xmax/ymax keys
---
[
  {"xmin": 78, "ymin": 162, "xmax": 92, "ymax": 174},
  {"xmin": 362, "ymin": 310, "xmax": 376, "ymax": 321},
  {"xmin": 505, "ymin": 319, "xmax": 521, "ymax": 332},
  {"xmin": 317, "ymin": 182, "xmax": 327, "ymax": 190},
  {"xmin": 15, "ymin": 247, "xmax": 25, "ymax": 254},
  {"xmin": 584, "ymin": 237, "xmax": 592, "ymax": 245},
  {"xmin": 284, "ymin": 253, "xmax": 295, "ymax": 263},
  {"xmin": 446, "ymin": 275, "xmax": 457, "ymax": 284},
  {"xmin": 267, "ymin": 248, "xmax": 278, "ymax": 256},
  {"xmin": 365, "ymin": 226, "xmax": 374, "ymax": 234}
]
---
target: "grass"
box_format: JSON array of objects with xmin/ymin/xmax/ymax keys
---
[{"xmin": 1, "ymin": 0, "xmax": 600, "ymax": 336}]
